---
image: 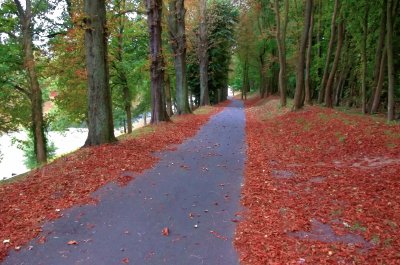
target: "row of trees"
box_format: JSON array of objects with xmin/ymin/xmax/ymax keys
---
[
  {"xmin": 0, "ymin": 0, "xmax": 238, "ymax": 168},
  {"xmin": 233, "ymin": 0, "xmax": 399, "ymax": 121}
]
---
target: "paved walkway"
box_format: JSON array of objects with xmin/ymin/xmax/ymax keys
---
[{"xmin": 3, "ymin": 100, "xmax": 246, "ymax": 265}]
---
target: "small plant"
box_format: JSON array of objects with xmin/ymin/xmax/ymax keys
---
[
  {"xmin": 335, "ymin": 132, "xmax": 347, "ymax": 143},
  {"xmin": 371, "ymin": 234, "xmax": 380, "ymax": 245},
  {"xmin": 349, "ymin": 221, "xmax": 367, "ymax": 233}
]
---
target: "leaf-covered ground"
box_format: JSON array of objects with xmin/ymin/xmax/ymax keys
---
[
  {"xmin": 235, "ymin": 96, "xmax": 400, "ymax": 264},
  {"xmin": 0, "ymin": 103, "xmax": 228, "ymax": 262}
]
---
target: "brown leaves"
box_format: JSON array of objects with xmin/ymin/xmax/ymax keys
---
[{"xmin": 235, "ymin": 96, "xmax": 400, "ymax": 264}]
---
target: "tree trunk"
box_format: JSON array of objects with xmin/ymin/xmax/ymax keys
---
[
  {"xmin": 168, "ymin": 0, "xmax": 190, "ymax": 114},
  {"xmin": 294, "ymin": 0, "xmax": 313, "ymax": 110},
  {"xmin": 147, "ymin": 0, "xmax": 170, "ymax": 123},
  {"xmin": 242, "ymin": 58, "xmax": 249, "ymax": 100},
  {"xmin": 84, "ymin": 0, "xmax": 116, "ymax": 146},
  {"xmin": 199, "ymin": 0, "xmax": 209, "ymax": 106},
  {"xmin": 274, "ymin": 0, "xmax": 289, "ymax": 107},
  {"xmin": 305, "ymin": 10, "xmax": 314, "ymax": 105},
  {"xmin": 14, "ymin": 0, "xmax": 47, "ymax": 165},
  {"xmin": 115, "ymin": 0, "xmax": 132, "ymax": 134},
  {"xmin": 325, "ymin": 21, "xmax": 344, "ymax": 108},
  {"xmin": 259, "ymin": 52, "xmax": 268, "ymax": 98},
  {"xmin": 318, "ymin": 0, "xmax": 339, "ymax": 103},
  {"xmin": 143, "ymin": 112, "xmax": 147, "ymax": 125},
  {"xmin": 360, "ymin": 1, "xmax": 369, "ymax": 114},
  {"xmin": 370, "ymin": 47, "xmax": 387, "ymax": 114},
  {"xmin": 165, "ymin": 73, "xmax": 173, "ymax": 116},
  {"xmin": 123, "ymin": 86, "xmax": 132, "ymax": 133},
  {"xmin": 386, "ymin": 0, "xmax": 395, "ymax": 121},
  {"xmin": 367, "ymin": 0, "xmax": 387, "ymax": 112},
  {"xmin": 335, "ymin": 61, "xmax": 350, "ymax": 106}
]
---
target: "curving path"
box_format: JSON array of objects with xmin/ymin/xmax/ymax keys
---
[{"xmin": 3, "ymin": 99, "xmax": 246, "ymax": 265}]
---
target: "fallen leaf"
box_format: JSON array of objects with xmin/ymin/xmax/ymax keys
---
[
  {"xmin": 67, "ymin": 240, "xmax": 78, "ymax": 245},
  {"xmin": 162, "ymin": 227, "xmax": 169, "ymax": 236}
]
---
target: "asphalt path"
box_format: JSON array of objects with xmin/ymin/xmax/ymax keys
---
[{"xmin": 3, "ymin": 99, "xmax": 246, "ymax": 265}]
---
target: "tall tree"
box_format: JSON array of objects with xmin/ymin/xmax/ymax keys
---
[
  {"xmin": 304, "ymin": 9, "xmax": 314, "ymax": 105},
  {"xmin": 274, "ymin": 0, "xmax": 289, "ymax": 107},
  {"xmin": 386, "ymin": 0, "xmax": 395, "ymax": 121},
  {"xmin": 324, "ymin": 21, "xmax": 344, "ymax": 108},
  {"xmin": 360, "ymin": 0, "xmax": 369, "ymax": 114},
  {"xmin": 84, "ymin": 0, "xmax": 117, "ymax": 146},
  {"xmin": 147, "ymin": 0, "xmax": 170, "ymax": 122},
  {"xmin": 168, "ymin": 0, "xmax": 191, "ymax": 114},
  {"xmin": 199, "ymin": 0, "xmax": 209, "ymax": 106},
  {"xmin": 13, "ymin": 0, "xmax": 47, "ymax": 164},
  {"xmin": 368, "ymin": 0, "xmax": 386, "ymax": 113},
  {"xmin": 112, "ymin": 0, "xmax": 133, "ymax": 133},
  {"xmin": 318, "ymin": 0, "xmax": 339, "ymax": 103},
  {"xmin": 293, "ymin": 0, "xmax": 313, "ymax": 110}
]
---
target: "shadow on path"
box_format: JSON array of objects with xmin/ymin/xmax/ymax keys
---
[{"xmin": 3, "ymin": 100, "xmax": 246, "ymax": 265}]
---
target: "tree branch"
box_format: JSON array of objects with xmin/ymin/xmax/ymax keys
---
[
  {"xmin": 13, "ymin": 0, "xmax": 25, "ymax": 18},
  {"xmin": 14, "ymin": 84, "xmax": 31, "ymax": 97}
]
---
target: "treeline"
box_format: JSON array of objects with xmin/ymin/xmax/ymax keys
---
[
  {"xmin": 0, "ymin": 0, "xmax": 238, "ymax": 167},
  {"xmin": 232, "ymin": 0, "xmax": 400, "ymax": 121}
]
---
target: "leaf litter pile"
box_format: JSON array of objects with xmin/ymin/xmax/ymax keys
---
[
  {"xmin": 0, "ymin": 103, "xmax": 228, "ymax": 261},
  {"xmin": 235, "ymin": 96, "xmax": 400, "ymax": 264}
]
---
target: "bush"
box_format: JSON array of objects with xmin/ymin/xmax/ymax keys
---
[{"xmin": 13, "ymin": 130, "xmax": 56, "ymax": 169}]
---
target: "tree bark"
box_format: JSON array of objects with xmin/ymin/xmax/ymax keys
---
[
  {"xmin": 367, "ymin": 0, "xmax": 386, "ymax": 113},
  {"xmin": 386, "ymin": 0, "xmax": 395, "ymax": 121},
  {"xmin": 325, "ymin": 21, "xmax": 344, "ymax": 108},
  {"xmin": 318, "ymin": 0, "xmax": 339, "ymax": 103},
  {"xmin": 199, "ymin": 0, "xmax": 209, "ymax": 106},
  {"xmin": 84, "ymin": 0, "xmax": 116, "ymax": 146},
  {"xmin": 168, "ymin": 0, "xmax": 190, "ymax": 114},
  {"xmin": 14, "ymin": 0, "xmax": 47, "ymax": 165},
  {"xmin": 360, "ymin": 1, "xmax": 369, "ymax": 114},
  {"xmin": 294, "ymin": 0, "xmax": 313, "ymax": 110},
  {"xmin": 165, "ymin": 73, "xmax": 173, "ymax": 116},
  {"xmin": 305, "ymin": 10, "xmax": 314, "ymax": 105},
  {"xmin": 274, "ymin": 0, "xmax": 289, "ymax": 107},
  {"xmin": 147, "ymin": 0, "xmax": 170, "ymax": 123}
]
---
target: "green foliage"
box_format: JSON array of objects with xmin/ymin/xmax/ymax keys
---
[
  {"xmin": 187, "ymin": 0, "xmax": 238, "ymax": 104},
  {"xmin": 109, "ymin": 15, "xmax": 150, "ymax": 121},
  {"xmin": 12, "ymin": 129, "xmax": 57, "ymax": 170}
]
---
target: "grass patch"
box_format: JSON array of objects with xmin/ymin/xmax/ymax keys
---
[
  {"xmin": 318, "ymin": 113, "xmax": 330, "ymax": 121},
  {"xmin": 384, "ymin": 130, "xmax": 400, "ymax": 139},
  {"xmin": 386, "ymin": 142, "xmax": 397, "ymax": 149},
  {"xmin": 296, "ymin": 117, "xmax": 312, "ymax": 131},
  {"xmin": 0, "ymin": 172, "xmax": 29, "ymax": 186},
  {"xmin": 118, "ymin": 125, "xmax": 156, "ymax": 141},
  {"xmin": 193, "ymin": 105, "xmax": 214, "ymax": 115}
]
